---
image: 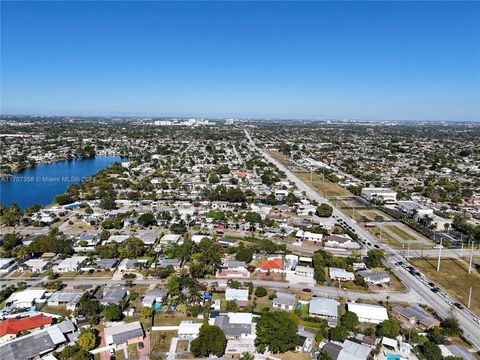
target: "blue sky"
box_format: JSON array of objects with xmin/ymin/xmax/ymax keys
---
[{"xmin": 1, "ymin": 1, "xmax": 479, "ymax": 121}]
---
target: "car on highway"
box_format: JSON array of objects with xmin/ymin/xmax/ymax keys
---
[
  {"xmin": 454, "ymin": 303, "xmax": 464, "ymax": 310},
  {"xmin": 374, "ymin": 244, "xmax": 380, "ymax": 249},
  {"xmin": 302, "ymin": 288, "xmax": 312, "ymax": 293}
]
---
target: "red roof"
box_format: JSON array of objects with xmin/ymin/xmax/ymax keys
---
[
  {"xmin": 232, "ymin": 171, "xmax": 247, "ymax": 178},
  {"xmin": 0, "ymin": 314, "xmax": 53, "ymax": 337},
  {"xmin": 259, "ymin": 258, "xmax": 283, "ymax": 270}
]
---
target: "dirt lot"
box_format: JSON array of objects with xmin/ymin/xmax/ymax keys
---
[{"xmin": 412, "ymin": 258, "xmax": 480, "ymax": 315}]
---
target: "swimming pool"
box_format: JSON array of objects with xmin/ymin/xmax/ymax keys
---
[{"xmin": 386, "ymin": 354, "xmax": 402, "ymax": 360}]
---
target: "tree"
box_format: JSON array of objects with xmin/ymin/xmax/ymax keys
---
[
  {"xmin": 329, "ymin": 326, "xmax": 348, "ymax": 342},
  {"xmin": 226, "ymin": 300, "xmax": 239, "ymax": 312},
  {"xmin": 319, "ymin": 352, "xmax": 334, "ymax": 360},
  {"xmin": 376, "ymin": 319, "xmax": 400, "ymax": 338},
  {"xmin": 102, "ymin": 304, "xmax": 123, "ymax": 321},
  {"xmin": 166, "ymin": 274, "xmax": 181, "ymax": 298},
  {"xmin": 99, "ymin": 197, "xmax": 116, "ymax": 210},
  {"xmin": 255, "ymin": 286, "xmax": 268, "ymax": 298},
  {"xmin": 138, "ymin": 212, "xmax": 156, "ymax": 227},
  {"xmin": 316, "ymin": 203, "xmax": 333, "ymax": 217},
  {"xmin": 365, "ymin": 249, "xmax": 385, "ymax": 268},
  {"xmin": 235, "ymin": 246, "xmax": 253, "ymax": 263},
  {"xmin": 240, "ymin": 352, "xmax": 255, "ymax": 360},
  {"xmin": 190, "ymin": 324, "xmax": 227, "ymax": 357},
  {"xmin": 417, "ymin": 341, "xmax": 442, "ymax": 360},
  {"xmin": 441, "ymin": 316, "xmax": 463, "ymax": 337},
  {"xmin": 2, "ymin": 233, "xmax": 20, "ymax": 251},
  {"xmin": 118, "ymin": 237, "xmax": 144, "ymax": 259},
  {"xmin": 54, "ymin": 193, "xmax": 74, "ymax": 205},
  {"xmin": 245, "ymin": 211, "xmax": 262, "ymax": 225},
  {"xmin": 208, "ymin": 173, "xmax": 220, "ymax": 184},
  {"xmin": 255, "ymin": 312, "xmax": 298, "ymax": 353},
  {"xmin": 340, "ymin": 311, "xmax": 359, "ymax": 331},
  {"xmin": 140, "ymin": 306, "xmax": 154, "ymax": 319},
  {"xmin": 77, "ymin": 329, "xmax": 98, "ymax": 351}
]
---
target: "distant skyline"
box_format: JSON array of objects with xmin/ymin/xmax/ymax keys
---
[{"xmin": 1, "ymin": 1, "xmax": 479, "ymax": 121}]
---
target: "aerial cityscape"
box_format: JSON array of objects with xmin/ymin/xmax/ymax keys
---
[{"xmin": 1, "ymin": 2, "xmax": 479, "ymax": 360}]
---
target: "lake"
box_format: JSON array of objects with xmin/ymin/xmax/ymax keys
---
[{"xmin": 0, "ymin": 156, "xmax": 123, "ymax": 209}]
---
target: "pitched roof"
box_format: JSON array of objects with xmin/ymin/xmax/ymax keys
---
[
  {"xmin": 259, "ymin": 258, "xmax": 283, "ymax": 270},
  {"xmin": 0, "ymin": 314, "xmax": 53, "ymax": 337}
]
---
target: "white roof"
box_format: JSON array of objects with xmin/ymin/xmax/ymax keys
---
[
  {"xmin": 329, "ymin": 267, "xmax": 354, "ymax": 278},
  {"xmin": 225, "ymin": 288, "xmax": 249, "ymax": 301},
  {"xmin": 160, "ymin": 234, "xmax": 182, "ymax": 242},
  {"xmin": 347, "ymin": 303, "xmax": 389, "ymax": 323},
  {"xmin": 382, "ymin": 337, "xmax": 397, "ymax": 348},
  {"xmin": 108, "ymin": 235, "xmax": 129, "ymax": 243},
  {"xmin": 6, "ymin": 289, "xmax": 46, "ymax": 306},
  {"xmin": 56, "ymin": 256, "xmax": 87, "ymax": 269},
  {"xmin": 178, "ymin": 321, "xmax": 202, "ymax": 335},
  {"xmin": 226, "ymin": 312, "xmax": 253, "ymax": 324}
]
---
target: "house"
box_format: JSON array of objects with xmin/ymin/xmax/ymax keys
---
[
  {"xmin": 142, "ymin": 289, "xmax": 167, "ymax": 308},
  {"xmin": 309, "ymin": 297, "xmax": 339, "ymax": 319},
  {"xmin": 97, "ymin": 258, "xmax": 119, "ymax": 271},
  {"xmin": 338, "ymin": 339, "xmax": 372, "ymax": 360},
  {"xmin": 118, "ymin": 258, "xmax": 139, "ymax": 271},
  {"xmin": 47, "ymin": 290, "xmax": 83, "ymax": 311},
  {"xmin": 0, "ymin": 322, "xmax": 70, "ymax": 360},
  {"xmin": 54, "ymin": 256, "xmax": 87, "ymax": 272},
  {"xmin": 218, "ymin": 237, "xmax": 237, "ymax": 247},
  {"xmin": 211, "ymin": 312, "xmax": 254, "ymax": 339},
  {"xmin": 225, "ymin": 288, "xmax": 249, "ymax": 303},
  {"xmin": 295, "ymin": 230, "xmax": 323, "ymax": 243},
  {"xmin": 104, "ymin": 321, "xmax": 144, "ymax": 348},
  {"xmin": 0, "ymin": 258, "xmax": 16, "ymax": 273},
  {"xmin": 272, "ymin": 292, "xmax": 296, "ymax": 311},
  {"xmin": 329, "ymin": 267, "xmax": 355, "ymax": 281},
  {"xmin": 358, "ymin": 270, "xmax": 391, "ymax": 285},
  {"xmin": 178, "ymin": 321, "xmax": 202, "ymax": 339},
  {"xmin": 347, "ymin": 303, "xmax": 389, "ymax": 324},
  {"xmin": 101, "ymin": 286, "xmax": 127, "ymax": 305},
  {"xmin": 391, "ymin": 305, "xmax": 440, "ymax": 329},
  {"xmin": 5, "ymin": 289, "xmax": 46, "ymax": 309},
  {"xmin": 323, "ymin": 235, "xmax": 352, "ymax": 248},
  {"xmin": 23, "ymin": 259, "xmax": 49, "ymax": 273},
  {"xmin": 191, "ymin": 234, "xmax": 211, "ymax": 244},
  {"xmin": 157, "ymin": 258, "xmax": 182, "ymax": 270},
  {"xmin": 258, "ymin": 257, "xmax": 283, "ymax": 273},
  {"xmin": 107, "ymin": 235, "xmax": 130, "ymax": 244},
  {"xmin": 295, "ymin": 266, "xmax": 314, "ymax": 278},
  {"xmin": 0, "ymin": 314, "xmax": 53, "ymax": 343},
  {"xmin": 438, "ymin": 345, "xmax": 476, "ymax": 360},
  {"xmin": 216, "ymin": 260, "xmax": 250, "ymax": 279},
  {"xmin": 137, "ymin": 233, "xmax": 157, "ymax": 245},
  {"xmin": 159, "ymin": 234, "xmax": 182, "ymax": 244},
  {"xmin": 361, "ymin": 187, "xmax": 397, "ymax": 204}
]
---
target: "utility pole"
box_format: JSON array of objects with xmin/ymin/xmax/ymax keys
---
[
  {"xmin": 322, "ymin": 167, "xmax": 325, "ymax": 182},
  {"xmin": 310, "ymin": 169, "xmax": 313, "ymax": 183},
  {"xmin": 437, "ymin": 237, "xmax": 443, "ymax": 272},
  {"xmin": 352, "ymin": 207, "xmax": 355, "ymax": 221},
  {"xmin": 460, "ymin": 242, "xmax": 464, "ymax": 258},
  {"xmin": 468, "ymin": 241, "xmax": 474, "ymax": 274},
  {"xmin": 468, "ymin": 287, "xmax": 473, "ymax": 309},
  {"xmin": 407, "ymin": 242, "xmax": 411, "ymax": 261}
]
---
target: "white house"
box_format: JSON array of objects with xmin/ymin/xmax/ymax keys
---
[
  {"xmin": 358, "ymin": 270, "xmax": 391, "ymax": 285},
  {"xmin": 54, "ymin": 256, "xmax": 87, "ymax": 273},
  {"xmin": 329, "ymin": 267, "xmax": 355, "ymax": 281},
  {"xmin": 295, "ymin": 230, "xmax": 323, "ymax": 243},
  {"xmin": 225, "ymin": 288, "xmax": 249, "ymax": 302},
  {"xmin": 361, "ymin": 187, "xmax": 397, "ymax": 204},
  {"xmin": 273, "ymin": 292, "xmax": 296, "ymax": 311},
  {"xmin": 295, "ymin": 266, "xmax": 315, "ymax": 278},
  {"xmin": 347, "ymin": 303, "xmax": 389, "ymax": 324},
  {"xmin": 178, "ymin": 321, "xmax": 202, "ymax": 339},
  {"xmin": 5, "ymin": 289, "xmax": 46, "ymax": 309}
]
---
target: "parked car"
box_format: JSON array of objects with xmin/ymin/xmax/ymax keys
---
[
  {"xmin": 302, "ymin": 288, "xmax": 312, "ymax": 293},
  {"xmin": 138, "ymin": 342, "xmax": 144, "ymax": 349}
]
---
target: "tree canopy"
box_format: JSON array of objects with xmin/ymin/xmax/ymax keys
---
[
  {"xmin": 255, "ymin": 312, "xmax": 298, "ymax": 353},
  {"xmin": 190, "ymin": 324, "xmax": 227, "ymax": 357}
]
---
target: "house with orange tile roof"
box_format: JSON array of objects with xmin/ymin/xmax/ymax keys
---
[
  {"xmin": 258, "ymin": 257, "xmax": 283, "ymax": 273},
  {"xmin": 0, "ymin": 314, "xmax": 53, "ymax": 343}
]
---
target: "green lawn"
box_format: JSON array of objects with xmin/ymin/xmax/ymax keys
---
[
  {"xmin": 150, "ymin": 331, "xmax": 176, "ymax": 356},
  {"xmin": 412, "ymin": 258, "xmax": 480, "ymax": 315},
  {"xmin": 386, "ymin": 225, "xmax": 414, "ymax": 240}
]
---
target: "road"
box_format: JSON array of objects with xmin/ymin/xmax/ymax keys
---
[{"xmin": 245, "ymin": 129, "xmax": 480, "ymax": 350}]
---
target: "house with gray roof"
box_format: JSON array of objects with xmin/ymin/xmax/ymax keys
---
[
  {"xmin": 104, "ymin": 321, "xmax": 144, "ymax": 348},
  {"xmin": 101, "ymin": 286, "xmax": 127, "ymax": 305},
  {"xmin": 358, "ymin": 270, "xmax": 391, "ymax": 285},
  {"xmin": 272, "ymin": 291, "xmax": 296, "ymax": 311},
  {"xmin": 309, "ymin": 297, "xmax": 339, "ymax": 319}
]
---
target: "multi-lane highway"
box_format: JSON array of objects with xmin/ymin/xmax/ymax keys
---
[{"xmin": 245, "ymin": 129, "xmax": 480, "ymax": 350}]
